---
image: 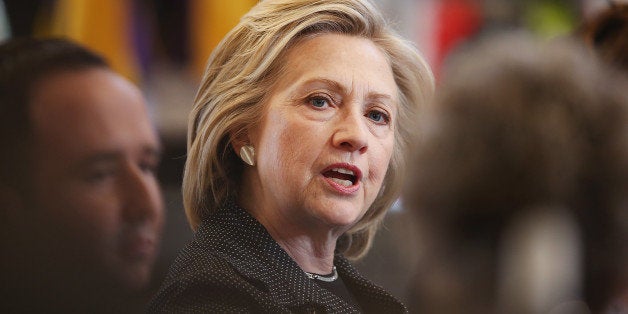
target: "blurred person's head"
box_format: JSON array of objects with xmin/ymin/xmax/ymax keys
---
[
  {"xmin": 0, "ymin": 37, "xmax": 164, "ymax": 310},
  {"xmin": 404, "ymin": 33, "xmax": 628, "ymax": 313},
  {"xmin": 184, "ymin": 0, "xmax": 433, "ymax": 259},
  {"xmin": 579, "ymin": 1, "xmax": 628, "ymax": 74}
]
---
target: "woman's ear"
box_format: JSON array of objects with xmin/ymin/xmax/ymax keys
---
[
  {"xmin": 229, "ymin": 130, "xmax": 250, "ymax": 155},
  {"xmin": 230, "ymin": 130, "xmax": 256, "ymax": 166}
]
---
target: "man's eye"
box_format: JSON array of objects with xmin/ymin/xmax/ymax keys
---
[
  {"xmin": 85, "ymin": 169, "xmax": 115, "ymax": 183},
  {"xmin": 140, "ymin": 161, "xmax": 158, "ymax": 175}
]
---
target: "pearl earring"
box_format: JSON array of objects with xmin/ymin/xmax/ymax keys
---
[{"xmin": 239, "ymin": 145, "xmax": 255, "ymax": 166}]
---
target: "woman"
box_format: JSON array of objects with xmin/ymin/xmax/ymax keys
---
[{"xmin": 150, "ymin": 0, "xmax": 433, "ymax": 312}]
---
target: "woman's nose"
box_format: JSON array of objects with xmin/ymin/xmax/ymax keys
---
[{"xmin": 331, "ymin": 110, "xmax": 369, "ymax": 154}]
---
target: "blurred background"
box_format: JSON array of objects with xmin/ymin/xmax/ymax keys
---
[{"xmin": 0, "ymin": 0, "xmax": 619, "ymax": 307}]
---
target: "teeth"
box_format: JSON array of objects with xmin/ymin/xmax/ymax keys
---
[
  {"xmin": 331, "ymin": 168, "xmax": 355, "ymax": 175},
  {"xmin": 330, "ymin": 177, "xmax": 352, "ymax": 187}
]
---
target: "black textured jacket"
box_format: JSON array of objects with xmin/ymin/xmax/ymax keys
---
[{"xmin": 148, "ymin": 201, "xmax": 407, "ymax": 313}]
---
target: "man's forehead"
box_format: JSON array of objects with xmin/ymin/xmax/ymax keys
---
[{"xmin": 27, "ymin": 68, "xmax": 159, "ymax": 162}]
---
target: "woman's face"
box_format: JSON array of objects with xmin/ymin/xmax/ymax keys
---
[{"xmin": 243, "ymin": 33, "xmax": 398, "ymax": 234}]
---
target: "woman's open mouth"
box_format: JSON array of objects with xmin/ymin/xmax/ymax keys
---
[
  {"xmin": 322, "ymin": 164, "xmax": 362, "ymax": 193},
  {"xmin": 324, "ymin": 168, "xmax": 357, "ymax": 186}
]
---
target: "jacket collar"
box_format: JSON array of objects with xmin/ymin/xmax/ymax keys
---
[{"xmin": 197, "ymin": 200, "xmax": 406, "ymax": 312}]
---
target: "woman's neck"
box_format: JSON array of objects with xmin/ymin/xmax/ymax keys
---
[
  {"xmin": 276, "ymin": 230, "xmax": 337, "ymax": 274},
  {"xmin": 252, "ymin": 207, "xmax": 339, "ymax": 274},
  {"xmin": 238, "ymin": 170, "xmax": 344, "ymax": 274}
]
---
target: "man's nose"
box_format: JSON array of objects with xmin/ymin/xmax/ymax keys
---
[{"xmin": 120, "ymin": 164, "xmax": 163, "ymax": 223}]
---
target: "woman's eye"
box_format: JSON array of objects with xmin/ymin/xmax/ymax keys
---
[
  {"xmin": 367, "ymin": 110, "xmax": 389, "ymax": 124},
  {"xmin": 309, "ymin": 97, "xmax": 329, "ymax": 108}
]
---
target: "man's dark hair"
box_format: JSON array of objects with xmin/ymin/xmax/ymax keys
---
[
  {"xmin": 406, "ymin": 34, "xmax": 628, "ymax": 313},
  {"xmin": 579, "ymin": 2, "xmax": 628, "ymax": 74},
  {"xmin": 0, "ymin": 37, "xmax": 108, "ymax": 190}
]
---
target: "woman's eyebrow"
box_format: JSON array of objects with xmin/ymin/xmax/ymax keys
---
[
  {"xmin": 285, "ymin": 77, "xmax": 345, "ymax": 102},
  {"xmin": 367, "ymin": 92, "xmax": 395, "ymax": 103},
  {"xmin": 296, "ymin": 77, "xmax": 346, "ymax": 93},
  {"xmin": 293, "ymin": 77, "xmax": 395, "ymax": 101}
]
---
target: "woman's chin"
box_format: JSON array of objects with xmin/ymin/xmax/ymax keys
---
[{"xmin": 312, "ymin": 207, "xmax": 365, "ymax": 231}]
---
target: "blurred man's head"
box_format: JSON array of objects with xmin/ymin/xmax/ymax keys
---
[
  {"xmin": 0, "ymin": 38, "xmax": 164, "ymax": 310},
  {"xmin": 405, "ymin": 34, "xmax": 628, "ymax": 314}
]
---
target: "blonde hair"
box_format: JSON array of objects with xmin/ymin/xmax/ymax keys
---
[{"xmin": 184, "ymin": 0, "xmax": 434, "ymax": 259}]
